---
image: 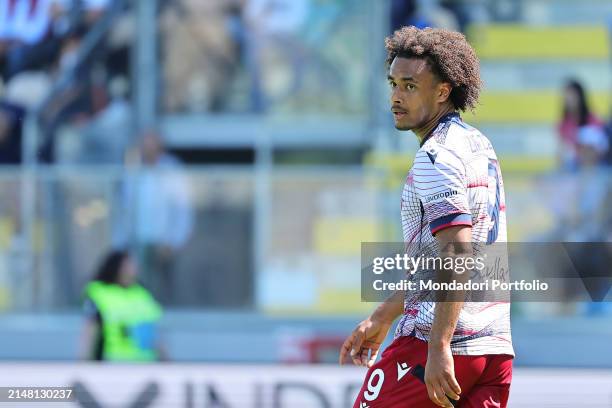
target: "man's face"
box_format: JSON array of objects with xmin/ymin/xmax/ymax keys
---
[{"xmin": 388, "ymin": 57, "xmax": 443, "ymax": 131}]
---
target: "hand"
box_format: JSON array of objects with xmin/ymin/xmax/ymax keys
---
[
  {"xmin": 425, "ymin": 345, "xmax": 461, "ymax": 407},
  {"xmin": 339, "ymin": 317, "xmax": 392, "ymax": 367}
]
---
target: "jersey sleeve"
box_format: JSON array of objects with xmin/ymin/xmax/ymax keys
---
[{"xmin": 412, "ymin": 145, "xmax": 472, "ymax": 236}]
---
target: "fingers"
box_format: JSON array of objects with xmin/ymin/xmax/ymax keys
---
[
  {"xmin": 427, "ymin": 375, "xmax": 461, "ymax": 408},
  {"xmin": 339, "ymin": 329, "xmax": 382, "ymax": 367},
  {"xmin": 339, "ymin": 333, "xmax": 355, "ymax": 365},
  {"xmin": 339, "ymin": 323, "xmax": 384, "ymax": 367},
  {"xmin": 364, "ymin": 340, "xmax": 380, "ymax": 368},
  {"xmin": 427, "ymin": 382, "xmax": 453, "ymax": 408},
  {"xmin": 359, "ymin": 348, "xmax": 369, "ymax": 366},
  {"xmin": 367, "ymin": 348, "xmax": 380, "ymax": 368},
  {"xmin": 358, "ymin": 339, "xmax": 382, "ymax": 367},
  {"xmin": 350, "ymin": 330, "xmax": 365, "ymax": 365},
  {"xmin": 448, "ymin": 373, "xmax": 462, "ymax": 396},
  {"xmin": 339, "ymin": 329, "xmax": 365, "ymax": 366},
  {"xmin": 351, "ymin": 330, "xmax": 365, "ymax": 355},
  {"xmin": 359, "ymin": 340, "xmax": 376, "ymax": 366},
  {"xmin": 440, "ymin": 379, "xmax": 460, "ymax": 401}
]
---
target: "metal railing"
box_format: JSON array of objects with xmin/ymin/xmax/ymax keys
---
[{"xmin": 0, "ymin": 165, "xmax": 609, "ymax": 314}]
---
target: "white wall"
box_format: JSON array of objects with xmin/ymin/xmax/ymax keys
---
[{"xmin": 0, "ymin": 364, "xmax": 610, "ymax": 407}]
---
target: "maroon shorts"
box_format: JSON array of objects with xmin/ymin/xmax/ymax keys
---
[{"xmin": 353, "ymin": 336, "xmax": 513, "ymax": 408}]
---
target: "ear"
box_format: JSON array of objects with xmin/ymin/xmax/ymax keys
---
[{"xmin": 437, "ymin": 82, "xmax": 452, "ymax": 104}]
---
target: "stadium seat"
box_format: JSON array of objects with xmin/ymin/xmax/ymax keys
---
[
  {"xmin": 464, "ymin": 91, "xmax": 610, "ymax": 124},
  {"xmin": 468, "ymin": 24, "xmax": 610, "ymax": 60}
]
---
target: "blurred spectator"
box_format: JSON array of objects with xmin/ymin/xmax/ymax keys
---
[
  {"xmin": 391, "ymin": 0, "xmax": 419, "ymax": 31},
  {"xmin": 39, "ymin": 24, "xmax": 108, "ymax": 162},
  {"xmin": 52, "ymin": 0, "xmax": 111, "ymax": 28},
  {"xmin": 77, "ymin": 75, "xmax": 131, "ymax": 164},
  {"xmin": 391, "ymin": 0, "xmax": 459, "ymax": 32},
  {"xmin": 0, "ymin": 0, "xmax": 61, "ymax": 81},
  {"xmin": 557, "ymin": 79, "xmax": 604, "ymax": 171},
  {"xmin": 160, "ymin": 0, "xmax": 242, "ymax": 112},
  {"xmin": 82, "ymin": 0, "xmax": 111, "ymax": 25},
  {"xmin": 438, "ymin": 0, "xmax": 481, "ymax": 32},
  {"xmin": 53, "ymin": 0, "xmax": 130, "ymax": 78},
  {"xmin": 603, "ymin": 116, "xmax": 612, "ymax": 166},
  {"xmin": 576, "ymin": 125, "xmax": 609, "ymax": 169},
  {"xmin": 0, "ymin": 101, "xmax": 25, "ymax": 164},
  {"xmin": 114, "ymin": 131, "xmax": 194, "ymax": 305},
  {"xmin": 102, "ymin": 1, "xmax": 132, "ymax": 80},
  {"xmin": 0, "ymin": 0, "xmax": 122, "ymax": 163},
  {"xmin": 3, "ymin": 70, "xmax": 51, "ymax": 109},
  {"xmin": 243, "ymin": 0, "xmax": 310, "ymax": 111},
  {"xmin": 55, "ymin": 75, "xmax": 130, "ymax": 164},
  {"xmin": 80, "ymin": 250, "xmax": 165, "ymax": 361},
  {"xmin": 549, "ymin": 126, "xmax": 609, "ymax": 242}
]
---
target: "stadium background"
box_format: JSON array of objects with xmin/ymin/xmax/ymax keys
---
[{"xmin": 0, "ymin": 0, "xmax": 611, "ymax": 406}]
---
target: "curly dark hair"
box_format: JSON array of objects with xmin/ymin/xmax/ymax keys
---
[{"xmin": 385, "ymin": 26, "xmax": 482, "ymax": 112}]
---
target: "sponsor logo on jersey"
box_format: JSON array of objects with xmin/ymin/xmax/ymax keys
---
[{"xmin": 425, "ymin": 189, "xmax": 458, "ymax": 203}]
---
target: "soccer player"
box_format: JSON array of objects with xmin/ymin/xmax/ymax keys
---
[{"xmin": 339, "ymin": 27, "xmax": 513, "ymax": 407}]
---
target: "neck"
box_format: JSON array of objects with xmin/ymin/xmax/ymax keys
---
[{"xmin": 414, "ymin": 104, "xmax": 455, "ymax": 144}]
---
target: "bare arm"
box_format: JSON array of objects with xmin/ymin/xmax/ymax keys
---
[
  {"xmin": 371, "ymin": 289, "xmax": 405, "ymax": 323},
  {"xmin": 339, "ymin": 290, "xmax": 404, "ymax": 367},
  {"xmin": 425, "ymin": 225, "xmax": 472, "ymax": 407},
  {"xmin": 429, "ymin": 226, "xmax": 473, "ymax": 349}
]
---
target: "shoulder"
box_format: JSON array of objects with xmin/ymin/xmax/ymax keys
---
[
  {"xmin": 131, "ymin": 284, "xmax": 161, "ymax": 304},
  {"xmin": 84, "ymin": 281, "xmax": 104, "ymax": 297},
  {"xmin": 420, "ymin": 117, "xmax": 496, "ymax": 165},
  {"xmin": 415, "ymin": 122, "xmax": 468, "ymax": 177},
  {"xmin": 130, "ymin": 283, "xmax": 152, "ymax": 296}
]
